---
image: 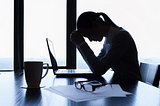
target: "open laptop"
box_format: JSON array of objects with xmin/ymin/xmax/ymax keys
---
[{"xmin": 46, "ymin": 38, "xmax": 93, "ymax": 77}]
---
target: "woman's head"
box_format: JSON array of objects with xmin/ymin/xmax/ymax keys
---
[
  {"xmin": 77, "ymin": 11, "xmax": 118, "ymax": 30},
  {"xmin": 77, "ymin": 11, "xmax": 118, "ymax": 42}
]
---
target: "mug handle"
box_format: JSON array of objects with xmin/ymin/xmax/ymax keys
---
[{"xmin": 42, "ymin": 63, "xmax": 49, "ymax": 79}]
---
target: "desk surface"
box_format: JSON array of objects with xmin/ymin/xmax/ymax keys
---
[{"xmin": 0, "ymin": 70, "xmax": 160, "ymax": 106}]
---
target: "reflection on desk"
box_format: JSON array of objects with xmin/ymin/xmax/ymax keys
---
[{"xmin": 0, "ymin": 69, "xmax": 160, "ymax": 106}]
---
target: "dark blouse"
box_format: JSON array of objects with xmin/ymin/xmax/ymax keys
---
[{"xmin": 78, "ymin": 27, "xmax": 142, "ymax": 80}]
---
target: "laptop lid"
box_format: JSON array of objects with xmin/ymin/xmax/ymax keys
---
[
  {"xmin": 46, "ymin": 38, "xmax": 93, "ymax": 77},
  {"xmin": 46, "ymin": 38, "xmax": 58, "ymax": 73}
]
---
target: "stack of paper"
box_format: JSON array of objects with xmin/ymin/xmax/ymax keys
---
[{"xmin": 45, "ymin": 84, "xmax": 131, "ymax": 102}]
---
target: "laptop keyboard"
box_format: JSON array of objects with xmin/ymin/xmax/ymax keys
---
[
  {"xmin": 56, "ymin": 69, "xmax": 92, "ymax": 74},
  {"xmin": 58, "ymin": 69, "xmax": 75, "ymax": 73}
]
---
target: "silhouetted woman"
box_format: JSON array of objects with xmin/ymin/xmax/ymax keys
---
[{"xmin": 70, "ymin": 11, "xmax": 141, "ymax": 80}]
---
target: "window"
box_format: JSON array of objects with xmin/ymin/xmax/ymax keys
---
[
  {"xmin": 0, "ymin": 0, "xmax": 14, "ymax": 70},
  {"xmin": 24, "ymin": 0, "xmax": 66, "ymax": 66},
  {"xmin": 2, "ymin": 0, "xmax": 159, "ymax": 71},
  {"xmin": 77, "ymin": 0, "xmax": 160, "ymax": 68}
]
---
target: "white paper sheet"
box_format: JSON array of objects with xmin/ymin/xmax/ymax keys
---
[{"xmin": 45, "ymin": 84, "xmax": 131, "ymax": 102}]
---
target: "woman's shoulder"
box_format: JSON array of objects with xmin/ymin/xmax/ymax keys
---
[
  {"xmin": 114, "ymin": 28, "xmax": 132, "ymax": 39},
  {"xmin": 112, "ymin": 28, "xmax": 134, "ymax": 45},
  {"xmin": 115, "ymin": 28, "xmax": 130, "ymax": 35}
]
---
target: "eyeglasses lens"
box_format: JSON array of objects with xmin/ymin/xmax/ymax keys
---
[
  {"xmin": 83, "ymin": 84, "xmax": 92, "ymax": 92},
  {"xmin": 75, "ymin": 82, "xmax": 81, "ymax": 89}
]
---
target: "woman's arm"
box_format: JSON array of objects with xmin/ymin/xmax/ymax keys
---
[{"xmin": 78, "ymin": 34, "xmax": 131, "ymax": 76}]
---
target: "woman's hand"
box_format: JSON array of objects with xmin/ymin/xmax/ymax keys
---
[{"xmin": 70, "ymin": 30, "xmax": 85, "ymax": 46}]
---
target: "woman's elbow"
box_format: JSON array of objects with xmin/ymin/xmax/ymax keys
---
[{"xmin": 93, "ymin": 68, "xmax": 107, "ymax": 76}]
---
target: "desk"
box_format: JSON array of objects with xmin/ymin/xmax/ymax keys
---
[{"xmin": 0, "ymin": 70, "xmax": 160, "ymax": 106}]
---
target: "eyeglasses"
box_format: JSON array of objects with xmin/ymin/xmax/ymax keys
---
[{"xmin": 75, "ymin": 80, "xmax": 112, "ymax": 92}]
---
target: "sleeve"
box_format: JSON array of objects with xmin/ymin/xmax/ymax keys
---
[
  {"xmin": 78, "ymin": 34, "xmax": 131, "ymax": 76},
  {"xmin": 97, "ymin": 46, "xmax": 106, "ymax": 59}
]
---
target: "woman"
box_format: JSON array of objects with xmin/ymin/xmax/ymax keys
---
[{"xmin": 70, "ymin": 11, "xmax": 141, "ymax": 80}]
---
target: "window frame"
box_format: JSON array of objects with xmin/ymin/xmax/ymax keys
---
[
  {"xmin": 14, "ymin": 0, "xmax": 77, "ymax": 71},
  {"xmin": 14, "ymin": 0, "xmax": 24, "ymax": 71}
]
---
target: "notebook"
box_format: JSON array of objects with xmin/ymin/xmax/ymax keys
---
[{"xmin": 46, "ymin": 38, "xmax": 93, "ymax": 77}]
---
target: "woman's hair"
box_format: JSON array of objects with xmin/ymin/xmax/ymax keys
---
[{"xmin": 77, "ymin": 11, "xmax": 118, "ymax": 30}]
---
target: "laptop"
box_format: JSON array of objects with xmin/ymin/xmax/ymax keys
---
[{"xmin": 46, "ymin": 38, "xmax": 93, "ymax": 77}]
